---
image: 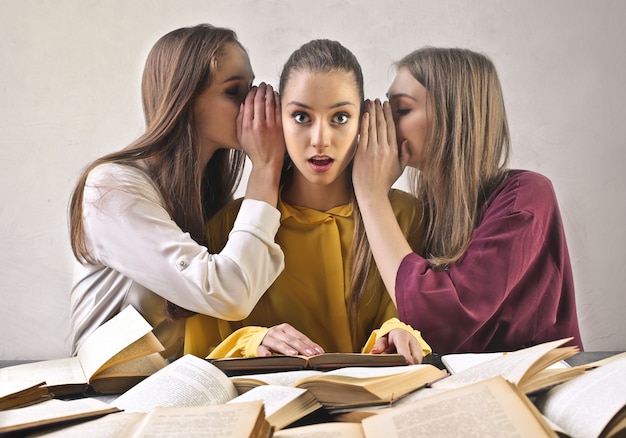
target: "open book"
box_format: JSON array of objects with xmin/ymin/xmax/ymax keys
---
[
  {"xmin": 111, "ymin": 354, "xmax": 320, "ymax": 431},
  {"xmin": 535, "ymin": 352, "xmax": 626, "ymax": 438},
  {"xmin": 229, "ymin": 363, "xmax": 447, "ymax": 409},
  {"xmin": 26, "ymin": 401, "xmax": 272, "ymax": 438},
  {"xmin": 209, "ymin": 353, "xmax": 407, "ymax": 375},
  {"xmin": 432, "ymin": 337, "xmax": 583, "ymax": 394},
  {"xmin": 0, "ymin": 306, "xmax": 167, "ymax": 395},
  {"xmin": 0, "ymin": 381, "xmax": 51, "ymax": 410},
  {"xmin": 274, "ymin": 376, "xmax": 558, "ymax": 437},
  {"xmin": 0, "ymin": 398, "xmax": 120, "ymax": 434}
]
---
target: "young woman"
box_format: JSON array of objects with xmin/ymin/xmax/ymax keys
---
[
  {"xmin": 353, "ymin": 47, "xmax": 583, "ymax": 354},
  {"xmin": 68, "ymin": 24, "xmax": 286, "ymax": 361},
  {"xmin": 185, "ymin": 39, "xmax": 430, "ymax": 364}
]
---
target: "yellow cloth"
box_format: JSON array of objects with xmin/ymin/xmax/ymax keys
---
[{"xmin": 185, "ymin": 189, "xmax": 432, "ymax": 358}]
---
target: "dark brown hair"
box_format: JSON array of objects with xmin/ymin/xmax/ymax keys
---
[{"xmin": 279, "ymin": 39, "xmax": 375, "ymax": 345}]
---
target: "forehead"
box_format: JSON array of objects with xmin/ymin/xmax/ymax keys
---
[
  {"xmin": 282, "ymin": 70, "xmax": 360, "ymax": 102},
  {"xmin": 213, "ymin": 42, "xmax": 253, "ymax": 83},
  {"xmin": 388, "ymin": 67, "xmax": 424, "ymax": 98}
]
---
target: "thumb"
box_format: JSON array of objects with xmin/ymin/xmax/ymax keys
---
[
  {"xmin": 370, "ymin": 337, "xmax": 389, "ymax": 354},
  {"xmin": 257, "ymin": 345, "xmax": 273, "ymax": 357},
  {"xmin": 398, "ymin": 139, "xmax": 411, "ymax": 169}
]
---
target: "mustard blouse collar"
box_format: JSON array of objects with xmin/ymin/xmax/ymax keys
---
[{"xmin": 278, "ymin": 193, "xmax": 353, "ymax": 224}]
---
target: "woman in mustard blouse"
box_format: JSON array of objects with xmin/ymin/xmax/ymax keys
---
[{"xmin": 185, "ymin": 39, "xmax": 431, "ymax": 364}]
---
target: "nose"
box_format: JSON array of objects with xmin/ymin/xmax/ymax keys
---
[{"xmin": 311, "ymin": 120, "xmax": 330, "ymax": 151}]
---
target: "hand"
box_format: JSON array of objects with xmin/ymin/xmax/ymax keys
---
[
  {"xmin": 257, "ymin": 323, "xmax": 325, "ymax": 357},
  {"xmin": 237, "ymin": 83, "xmax": 285, "ymax": 173},
  {"xmin": 353, "ymin": 99, "xmax": 409, "ymax": 200},
  {"xmin": 370, "ymin": 328, "xmax": 424, "ymax": 365}
]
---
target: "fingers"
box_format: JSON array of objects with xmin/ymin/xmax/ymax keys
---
[
  {"xmin": 357, "ymin": 111, "xmax": 369, "ymax": 154},
  {"xmin": 382, "ymin": 101, "xmax": 398, "ymax": 153},
  {"xmin": 260, "ymin": 323, "xmax": 325, "ymax": 357},
  {"xmin": 374, "ymin": 330, "xmax": 424, "ymax": 365},
  {"xmin": 394, "ymin": 338, "xmax": 424, "ymax": 365}
]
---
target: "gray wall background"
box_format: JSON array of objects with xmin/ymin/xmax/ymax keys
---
[{"xmin": 1, "ymin": 0, "xmax": 624, "ymax": 359}]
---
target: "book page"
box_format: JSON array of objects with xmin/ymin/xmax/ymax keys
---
[
  {"xmin": 97, "ymin": 332, "xmax": 165, "ymax": 374},
  {"xmin": 228, "ymin": 385, "xmax": 309, "ymax": 417},
  {"xmin": 78, "ymin": 306, "xmax": 155, "ymax": 379},
  {"xmin": 536, "ymin": 354, "xmax": 626, "ymax": 438},
  {"xmin": 29, "ymin": 412, "xmax": 144, "ymax": 437},
  {"xmin": 0, "ymin": 398, "xmax": 119, "ymax": 434},
  {"xmin": 0, "ymin": 357, "xmax": 87, "ymax": 387},
  {"xmin": 112, "ymin": 355, "xmax": 238, "ymax": 413},
  {"xmin": 122, "ymin": 402, "xmax": 267, "ymax": 438},
  {"xmin": 273, "ymin": 422, "xmax": 366, "ymax": 437},
  {"xmin": 231, "ymin": 370, "xmax": 322, "ymax": 388},
  {"xmin": 91, "ymin": 353, "xmax": 168, "ymax": 379},
  {"xmin": 0, "ymin": 381, "xmax": 46, "ymax": 398},
  {"xmin": 362, "ymin": 377, "xmax": 556, "ymax": 437},
  {"xmin": 298, "ymin": 364, "xmax": 433, "ymax": 384},
  {"xmin": 432, "ymin": 338, "xmax": 571, "ymax": 390}
]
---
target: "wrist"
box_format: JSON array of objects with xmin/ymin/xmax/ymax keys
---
[{"xmin": 245, "ymin": 165, "xmax": 281, "ymax": 207}]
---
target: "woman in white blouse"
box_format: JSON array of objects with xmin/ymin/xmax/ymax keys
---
[{"xmin": 67, "ymin": 24, "xmax": 285, "ymax": 360}]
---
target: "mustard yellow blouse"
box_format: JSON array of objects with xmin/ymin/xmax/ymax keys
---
[{"xmin": 185, "ymin": 189, "xmax": 431, "ymax": 358}]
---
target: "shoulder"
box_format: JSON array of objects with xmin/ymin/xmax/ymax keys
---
[
  {"xmin": 389, "ymin": 188, "xmax": 422, "ymax": 215},
  {"xmin": 388, "ymin": 188, "xmax": 424, "ymax": 229},
  {"xmin": 486, "ymin": 169, "xmax": 560, "ymax": 219},
  {"xmin": 83, "ymin": 162, "xmax": 161, "ymax": 205}
]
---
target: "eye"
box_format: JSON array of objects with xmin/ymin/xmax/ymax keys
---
[
  {"xmin": 394, "ymin": 108, "xmax": 411, "ymax": 117},
  {"xmin": 292, "ymin": 112, "xmax": 310, "ymax": 124},
  {"xmin": 332, "ymin": 112, "xmax": 350, "ymax": 124},
  {"xmin": 225, "ymin": 85, "xmax": 246, "ymax": 102}
]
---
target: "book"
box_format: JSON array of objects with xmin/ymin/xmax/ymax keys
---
[
  {"xmin": 274, "ymin": 377, "xmax": 557, "ymax": 437},
  {"xmin": 535, "ymin": 352, "xmax": 626, "ymax": 438},
  {"xmin": 431, "ymin": 337, "xmax": 584, "ymax": 394},
  {"xmin": 0, "ymin": 306, "xmax": 168, "ymax": 395},
  {"xmin": 229, "ymin": 363, "xmax": 447, "ymax": 409},
  {"xmin": 442, "ymin": 352, "xmax": 571, "ymax": 374},
  {"xmin": 0, "ymin": 397, "xmax": 120, "ymax": 434},
  {"xmin": 27, "ymin": 401, "xmax": 272, "ymax": 438},
  {"xmin": 0, "ymin": 381, "xmax": 51, "ymax": 410},
  {"xmin": 111, "ymin": 354, "xmax": 319, "ymax": 430},
  {"xmin": 209, "ymin": 352, "xmax": 408, "ymax": 375}
]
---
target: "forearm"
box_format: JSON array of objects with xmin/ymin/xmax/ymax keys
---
[
  {"xmin": 244, "ymin": 163, "xmax": 281, "ymax": 207},
  {"xmin": 357, "ymin": 193, "xmax": 413, "ymax": 305}
]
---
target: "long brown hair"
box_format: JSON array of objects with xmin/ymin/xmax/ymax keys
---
[
  {"xmin": 397, "ymin": 47, "xmax": 510, "ymax": 268},
  {"xmin": 278, "ymin": 39, "xmax": 375, "ymax": 344},
  {"xmin": 69, "ymin": 24, "xmax": 246, "ymax": 317}
]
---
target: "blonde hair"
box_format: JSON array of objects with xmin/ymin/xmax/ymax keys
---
[
  {"xmin": 279, "ymin": 39, "xmax": 375, "ymax": 346},
  {"xmin": 397, "ymin": 47, "xmax": 510, "ymax": 268},
  {"xmin": 69, "ymin": 24, "xmax": 246, "ymax": 317}
]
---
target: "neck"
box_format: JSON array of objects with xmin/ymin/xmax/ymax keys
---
[{"xmin": 282, "ymin": 172, "xmax": 352, "ymax": 211}]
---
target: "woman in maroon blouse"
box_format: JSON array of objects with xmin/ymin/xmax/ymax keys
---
[{"xmin": 353, "ymin": 47, "xmax": 583, "ymax": 354}]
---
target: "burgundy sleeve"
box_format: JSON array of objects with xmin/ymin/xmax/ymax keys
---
[{"xmin": 395, "ymin": 172, "xmax": 582, "ymax": 354}]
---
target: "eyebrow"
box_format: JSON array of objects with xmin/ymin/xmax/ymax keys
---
[
  {"xmin": 387, "ymin": 92, "xmax": 418, "ymax": 102},
  {"xmin": 287, "ymin": 100, "xmax": 356, "ymax": 109},
  {"xmin": 221, "ymin": 74, "xmax": 254, "ymax": 84}
]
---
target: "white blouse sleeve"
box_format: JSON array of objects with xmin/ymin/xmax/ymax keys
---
[{"xmin": 82, "ymin": 163, "xmax": 284, "ymax": 320}]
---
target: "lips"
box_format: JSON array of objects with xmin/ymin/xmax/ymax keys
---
[{"xmin": 308, "ymin": 156, "xmax": 334, "ymax": 173}]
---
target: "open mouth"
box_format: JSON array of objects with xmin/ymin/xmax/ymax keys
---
[{"xmin": 308, "ymin": 157, "xmax": 334, "ymax": 172}]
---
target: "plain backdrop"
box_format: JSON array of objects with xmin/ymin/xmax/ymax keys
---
[{"xmin": 1, "ymin": 0, "xmax": 624, "ymax": 360}]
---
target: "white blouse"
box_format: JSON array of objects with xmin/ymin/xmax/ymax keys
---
[{"xmin": 68, "ymin": 163, "xmax": 284, "ymax": 360}]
